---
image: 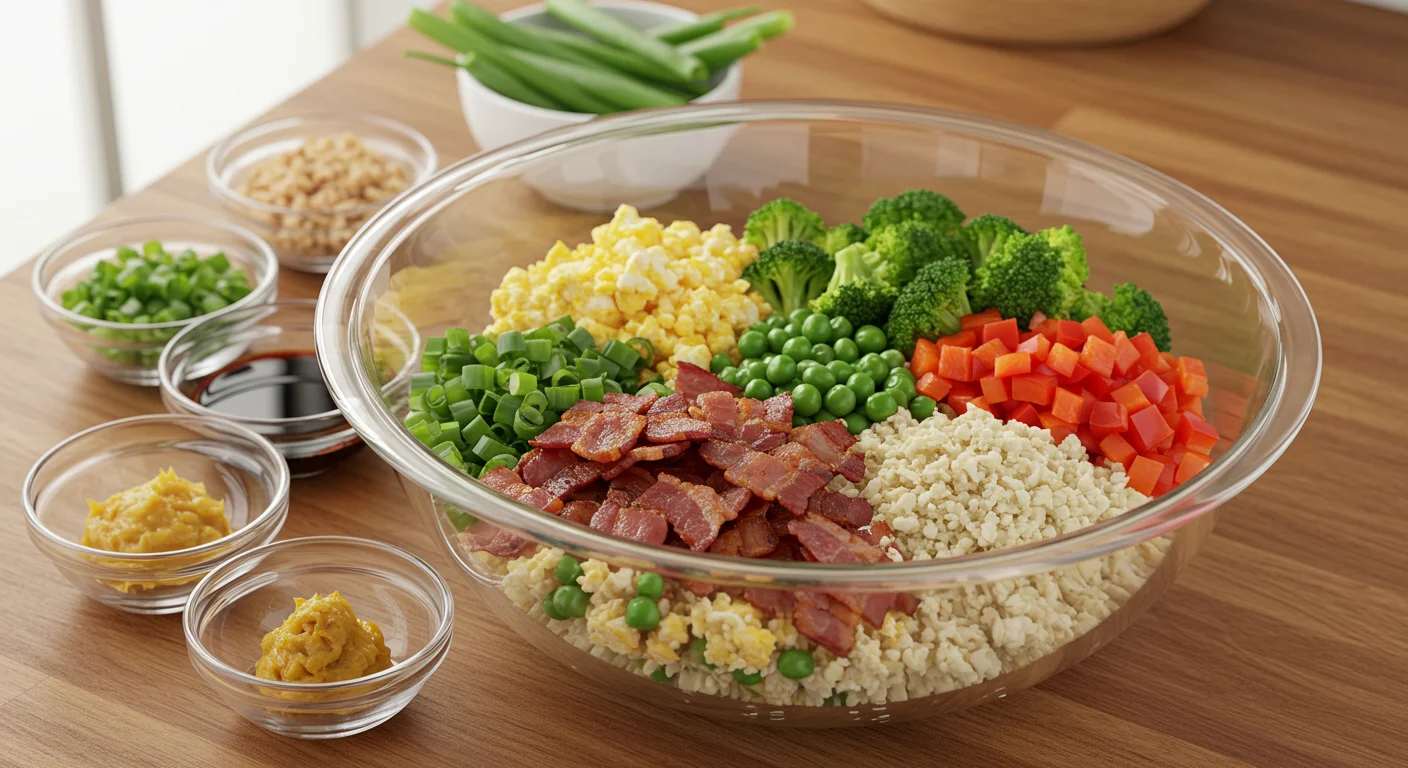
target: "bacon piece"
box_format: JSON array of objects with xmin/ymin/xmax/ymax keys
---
[
  {"xmin": 743, "ymin": 588, "xmax": 794, "ymax": 617},
  {"xmin": 793, "ymin": 592, "xmax": 856, "ymax": 656},
  {"xmin": 806, "ymin": 490, "xmax": 874, "ymax": 529},
  {"xmin": 590, "ymin": 503, "xmax": 619, "ymax": 533},
  {"xmin": 755, "ymin": 393, "xmax": 794, "ymax": 431},
  {"xmin": 788, "ymin": 514, "xmax": 886, "ymax": 564},
  {"xmin": 726, "ymin": 450, "xmax": 793, "ymax": 498},
  {"xmin": 541, "ymin": 461, "xmax": 606, "ymax": 500},
  {"xmin": 708, "ymin": 526, "xmax": 743, "ymax": 556},
  {"xmin": 565, "ymin": 483, "xmax": 608, "ymax": 505},
  {"xmin": 697, "ymin": 439, "xmax": 748, "ymax": 469},
  {"xmin": 857, "ymin": 519, "xmax": 893, "ymax": 547},
  {"xmin": 560, "ymin": 410, "xmax": 597, "ymax": 427},
  {"xmin": 610, "ymin": 467, "xmax": 656, "ymax": 500},
  {"xmin": 559, "ymin": 500, "xmax": 599, "ymax": 526},
  {"xmin": 564, "ymin": 400, "xmax": 606, "ymax": 416},
  {"xmin": 891, "ymin": 593, "xmax": 920, "ymax": 615},
  {"xmin": 646, "ymin": 393, "xmax": 690, "ymax": 415},
  {"xmin": 789, "ymin": 421, "xmax": 867, "ymax": 482},
  {"xmin": 600, "ymin": 440, "xmax": 690, "ymax": 480},
  {"xmin": 653, "ymin": 446, "xmax": 715, "ymax": 480},
  {"xmin": 718, "ymin": 485, "xmax": 752, "ymax": 519},
  {"xmin": 766, "ymin": 537, "xmax": 802, "ymax": 561},
  {"xmin": 591, "ymin": 467, "xmax": 655, "ymax": 532},
  {"xmin": 828, "ymin": 591, "xmax": 895, "ymax": 628},
  {"xmin": 529, "ymin": 421, "xmax": 582, "ymax": 449},
  {"xmin": 461, "ymin": 526, "xmax": 532, "ymax": 557},
  {"xmin": 518, "ymin": 448, "xmax": 579, "ymax": 487},
  {"xmin": 637, "ymin": 474, "xmax": 728, "ymax": 551},
  {"xmin": 645, "ymin": 414, "xmax": 713, "ymax": 443},
  {"xmin": 675, "ymin": 361, "xmax": 741, "ymax": 403},
  {"xmin": 766, "ymin": 504, "xmax": 795, "ymax": 539},
  {"xmin": 734, "ymin": 510, "xmax": 779, "ymax": 557},
  {"xmin": 518, "ymin": 487, "xmax": 564, "ymax": 514},
  {"xmin": 478, "ymin": 467, "xmax": 562, "ymax": 513},
  {"xmin": 611, "ymin": 506, "xmax": 668, "ymax": 544},
  {"xmin": 571, "ymin": 412, "xmax": 648, "ymax": 463},
  {"xmin": 603, "ymin": 391, "xmax": 659, "ymax": 414},
  {"xmin": 698, "ymin": 441, "xmax": 822, "ymax": 513},
  {"xmin": 773, "ymin": 470, "xmax": 829, "ymax": 516},
  {"xmin": 770, "ymin": 442, "xmax": 832, "ymax": 482},
  {"xmin": 694, "ymin": 391, "xmax": 740, "ymax": 440},
  {"xmin": 680, "ymin": 580, "xmax": 716, "ymax": 597}
]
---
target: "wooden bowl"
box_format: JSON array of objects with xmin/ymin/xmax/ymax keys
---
[{"xmin": 857, "ymin": 0, "xmax": 1213, "ymax": 45}]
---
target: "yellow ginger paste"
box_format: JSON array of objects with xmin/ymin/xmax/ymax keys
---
[
  {"xmin": 255, "ymin": 591, "xmax": 393, "ymax": 683},
  {"xmin": 82, "ymin": 468, "xmax": 230, "ymax": 553}
]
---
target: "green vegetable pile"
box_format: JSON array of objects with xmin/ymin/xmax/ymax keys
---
[
  {"xmin": 406, "ymin": 1, "xmax": 792, "ymax": 114},
  {"xmin": 60, "ymin": 241, "xmax": 254, "ymax": 365},
  {"xmin": 713, "ymin": 307, "xmax": 936, "ymax": 436},
  {"xmin": 738, "ymin": 191, "xmax": 1174, "ymax": 363},
  {"xmin": 403, "ymin": 314, "xmax": 667, "ymax": 478}
]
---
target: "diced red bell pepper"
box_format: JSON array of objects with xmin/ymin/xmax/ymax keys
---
[
  {"xmin": 1156, "ymin": 385, "xmax": 1178, "ymax": 414},
  {"xmin": 1163, "ymin": 410, "xmax": 1183, "ymax": 432},
  {"xmin": 1128, "ymin": 405, "xmax": 1175, "ymax": 453},
  {"xmin": 1033, "ymin": 318, "xmax": 1059, "ymax": 341},
  {"xmin": 910, "ymin": 338, "xmax": 940, "ymax": 377},
  {"xmin": 1016, "ymin": 333, "xmax": 1051, "ymax": 361},
  {"xmin": 1037, "ymin": 412, "xmax": 1076, "ymax": 444},
  {"xmin": 948, "ymin": 392, "xmax": 977, "ymax": 413},
  {"xmin": 1082, "ymin": 373, "xmax": 1115, "ymax": 399},
  {"xmin": 939, "ymin": 344, "xmax": 974, "ymax": 381},
  {"xmin": 1081, "ymin": 316, "xmax": 1115, "ymax": 344},
  {"xmin": 1028, "ymin": 310, "xmax": 1049, "ymax": 328},
  {"xmin": 1148, "ymin": 353, "xmax": 1173, "ymax": 375},
  {"xmin": 1011, "ymin": 373, "xmax": 1058, "ymax": 406},
  {"xmin": 972, "ymin": 338, "xmax": 1010, "ymax": 371},
  {"xmin": 1151, "ymin": 454, "xmax": 1177, "ymax": 497},
  {"xmin": 960, "ymin": 308, "xmax": 1003, "ymax": 331},
  {"xmin": 1110, "ymin": 382, "xmax": 1153, "ymax": 412},
  {"xmin": 936, "ymin": 330, "xmax": 977, "ymax": 348},
  {"xmin": 1130, "ymin": 332, "xmax": 1161, "ymax": 370},
  {"xmin": 1007, "ymin": 401, "xmax": 1041, "ymax": 426},
  {"xmin": 994, "ymin": 352, "xmax": 1032, "ymax": 378},
  {"xmin": 1174, "ymin": 452, "xmax": 1212, "ymax": 484},
  {"xmin": 1178, "ymin": 392, "xmax": 1204, "ymax": 417},
  {"xmin": 1078, "ymin": 390, "xmax": 1098, "ymax": 424},
  {"xmin": 1060, "ymin": 362, "xmax": 1091, "ymax": 386},
  {"xmin": 916, "ymin": 372, "xmax": 953, "ymax": 402},
  {"xmin": 1055, "ymin": 320, "xmax": 1086, "ymax": 350},
  {"xmin": 1050, "ymin": 387, "xmax": 1084, "ymax": 424},
  {"xmin": 1033, "ymin": 361, "xmax": 1060, "ymax": 378},
  {"xmin": 979, "ymin": 375, "xmax": 1011, "ymax": 404},
  {"xmin": 1075, "ymin": 427, "xmax": 1101, "ymax": 456},
  {"xmin": 967, "ymin": 396, "xmax": 995, "ymax": 414},
  {"xmin": 1175, "ymin": 357, "xmax": 1210, "ymax": 397},
  {"xmin": 1089, "ymin": 401, "xmax": 1128, "ymax": 437},
  {"xmin": 1112, "ymin": 332, "xmax": 1141, "ymax": 377},
  {"xmin": 1126, "ymin": 455, "xmax": 1162, "ymax": 496},
  {"xmin": 1079, "ymin": 335, "xmax": 1116, "ymax": 378},
  {"xmin": 981, "ymin": 318, "xmax": 1020, "ymax": 350},
  {"xmin": 1174, "ymin": 411, "xmax": 1219, "ymax": 455},
  {"xmin": 1098, "ymin": 432, "xmax": 1137, "ymax": 469},
  {"xmin": 1132, "ymin": 370, "xmax": 1170, "ymax": 406},
  {"xmin": 1045, "ymin": 342, "xmax": 1079, "ymax": 377}
]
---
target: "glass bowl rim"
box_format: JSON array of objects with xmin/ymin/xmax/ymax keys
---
[
  {"xmin": 205, "ymin": 111, "xmax": 439, "ymax": 218},
  {"xmin": 181, "ymin": 535, "xmax": 456, "ymax": 693},
  {"xmin": 314, "ymin": 99, "xmax": 1321, "ymax": 590},
  {"xmin": 22, "ymin": 412, "xmax": 292, "ymax": 562},
  {"xmin": 30, "ymin": 214, "xmax": 279, "ymax": 332}
]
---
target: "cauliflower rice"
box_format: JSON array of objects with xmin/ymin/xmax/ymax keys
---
[{"xmin": 478, "ymin": 409, "xmax": 1169, "ymax": 707}]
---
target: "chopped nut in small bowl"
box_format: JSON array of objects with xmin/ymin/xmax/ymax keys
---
[{"xmin": 207, "ymin": 113, "xmax": 437, "ymax": 274}]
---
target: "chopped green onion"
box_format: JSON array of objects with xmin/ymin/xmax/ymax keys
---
[
  {"xmin": 581, "ymin": 377, "xmax": 605, "ymax": 403},
  {"xmin": 493, "ymin": 394, "xmax": 525, "ymax": 426},
  {"xmin": 552, "ymin": 314, "xmax": 575, "ymax": 330},
  {"xmin": 598, "ymin": 356, "xmax": 624, "ymax": 379},
  {"xmin": 480, "ymin": 455, "xmax": 518, "ymax": 475},
  {"xmin": 491, "ymin": 422, "xmax": 514, "ymax": 442},
  {"xmin": 403, "ymin": 411, "xmax": 434, "ymax": 429},
  {"xmin": 576, "ymin": 357, "xmax": 603, "ymax": 378},
  {"xmin": 445, "ymin": 328, "xmax": 471, "ymax": 350},
  {"xmin": 473, "ymin": 436, "xmax": 516, "ymax": 461},
  {"xmin": 461, "ymin": 415, "xmax": 494, "ymax": 447},
  {"xmin": 473, "ymin": 342, "xmax": 499, "ymax": 366},
  {"xmin": 626, "ymin": 337, "xmax": 654, "ymax": 368},
  {"xmin": 478, "ymin": 390, "xmax": 501, "ymax": 417},
  {"xmin": 602, "ymin": 339, "xmax": 640, "ymax": 370},
  {"xmin": 546, "ymin": 385, "xmax": 580, "ymax": 411},
  {"xmin": 565, "ymin": 326, "xmax": 596, "ymax": 352},
  {"xmin": 449, "ymin": 399, "xmax": 480, "ymax": 425},
  {"xmin": 602, "ymin": 378, "xmax": 624, "ymax": 394},
  {"xmin": 521, "ymin": 389, "xmax": 548, "ymax": 413},
  {"xmin": 462, "ymin": 364, "xmax": 495, "ymax": 390},
  {"xmin": 410, "ymin": 372, "xmax": 437, "ymax": 393},
  {"xmin": 432, "ymin": 441, "xmax": 465, "ymax": 468},
  {"xmin": 552, "ymin": 369, "xmax": 580, "ymax": 387},
  {"xmin": 497, "ymin": 330, "xmax": 527, "ymax": 358},
  {"xmin": 514, "ymin": 405, "xmax": 545, "ymax": 440},
  {"xmin": 637, "ymin": 382, "xmax": 671, "ymax": 397},
  {"xmin": 439, "ymin": 421, "xmax": 465, "ymax": 450},
  {"xmin": 424, "ymin": 337, "xmax": 446, "ymax": 355},
  {"xmin": 527, "ymin": 325, "xmax": 564, "ymax": 344},
  {"xmin": 525, "ymin": 338, "xmax": 552, "ymax": 363},
  {"xmin": 442, "ymin": 376, "xmax": 471, "ymax": 404},
  {"xmin": 508, "ymin": 371, "xmax": 538, "ymax": 396},
  {"xmin": 425, "ymin": 384, "xmax": 452, "ymax": 419},
  {"xmin": 409, "ymin": 392, "xmax": 427, "ymax": 412}
]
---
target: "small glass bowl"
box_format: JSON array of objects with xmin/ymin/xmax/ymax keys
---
[
  {"xmin": 32, "ymin": 215, "xmax": 279, "ymax": 386},
  {"xmin": 206, "ymin": 113, "xmax": 438, "ymax": 274},
  {"xmin": 158, "ymin": 298, "xmax": 419, "ymax": 478},
  {"xmin": 23, "ymin": 414, "xmax": 290, "ymax": 614},
  {"xmin": 182, "ymin": 536, "xmax": 455, "ymax": 739}
]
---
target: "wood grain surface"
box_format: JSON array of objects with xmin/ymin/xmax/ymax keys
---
[{"xmin": 3, "ymin": 1, "xmax": 1406, "ymax": 765}]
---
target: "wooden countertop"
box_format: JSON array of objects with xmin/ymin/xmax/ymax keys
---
[{"xmin": 3, "ymin": 1, "xmax": 1405, "ymax": 765}]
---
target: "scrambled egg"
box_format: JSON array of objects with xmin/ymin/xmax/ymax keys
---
[{"xmin": 486, "ymin": 205, "xmax": 769, "ymax": 380}]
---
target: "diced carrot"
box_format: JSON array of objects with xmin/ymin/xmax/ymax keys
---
[
  {"xmin": 1037, "ymin": 412, "xmax": 1076, "ymax": 444},
  {"xmin": 1126, "ymin": 455, "xmax": 1162, "ymax": 496},
  {"xmin": 1174, "ymin": 411, "xmax": 1219, "ymax": 455},
  {"xmin": 1033, "ymin": 318, "xmax": 1059, "ymax": 341},
  {"xmin": 1130, "ymin": 332, "xmax": 1161, "ymax": 370},
  {"xmin": 916, "ymin": 372, "xmax": 953, "ymax": 402},
  {"xmin": 973, "ymin": 339, "xmax": 1010, "ymax": 371},
  {"xmin": 994, "ymin": 352, "xmax": 1032, "ymax": 378},
  {"xmin": 960, "ymin": 308, "xmax": 1003, "ymax": 331},
  {"xmin": 1054, "ymin": 320, "xmax": 1086, "ymax": 350},
  {"xmin": 1016, "ymin": 333, "xmax": 1051, "ymax": 361},
  {"xmin": 1089, "ymin": 401, "xmax": 1129, "ymax": 437},
  {"xmin": 1078, "ymin": 390, "xmax": 1098, "ymax": 424},
  {"xmin": 938, "ymin": 344, "xmax": 973, "ymax": 381},
  {"xmin": 910, "ymin": 338, "xmax": 940, "ymax": 377},
  {"xmin": 1007, "ymin": 402, "xmax": 1041, "ymax": 426},
  {"xmin": 1011, "ymin": 373, "xmax": 1058, "ymax": 406},
  {"xmin": 1132, "ymin": 370, "xmax": 1170, "ymax": 405},
  {"xmin": 1110, "ymin": 382, "xmax": 1153, "ymax": 412},
  {"xmin": 1051, "ymin": 387, "xmax": 1084, "ymax": 424},
  {"xmin": 1081, "ymin": 316, "xmax": 1115, "ymax": 344},
  {"xmin": 1174, "ymin": 452, "xmax": 1212, "ymax": 484},
  {"xmin": 1112, "ymin": 332, "xmax": 1141, "ymax": 377},
  {"xmin": 967, "ymin": 396, "xmax": 995, "ymax": 414},
  {"xmin": 1075, "ymin": 427, "xmax": 1101, "ymax": 456},
  {"xmin": 1178, "ymin": 392, "xmax": 1204, "ymax": 417},
  {"xmin": 1151, "ymin": 454, "xmax": 1177, "ymax": 496},
  {"xmin": 1098, "ymin": 432, "xmax": 1137, "ymax": 468},
  {"xmin": 1082, "ymin": 373, "xmax": 1115, "ymax": 399},
  {"xmin": 981, "ymin": 318, "xmax": 1020, "ymax": 350},
  {"xmin": 1128, "ymin": 405, "xmax": 1175, "ymax": 453},
  {"xmin": 979, "ymin": 375, "xmax": 1010, "ymax": 405},
  {"xmin": 1079, "ymin": 335, "xmax": 1116, "ymax": 378},
  {"xmin": 936, "ymin": 330, "xmax": 977, "ymax": 348},
  {"xmin": 1045, "ymin": 343, "xmax": 1079, "ymax": 377},
  {"xmin": 1156, "ymin": 385, "xmax": 1178, "ymax": 414},
  {"xmin": 1175, "ymin": 357, "xmax": 1210, "ymax": 397}
]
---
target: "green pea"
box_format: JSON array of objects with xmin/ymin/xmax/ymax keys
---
[
  {"xmin": 846, "ymin": 372, "xmax": 877, "ymax": 400},
  {"xmin": 750, "ymin": 322, "xmax": 769, "ymax": 335},
  {"xmin": 854, "ymin": 325, "xmax": 887, "ymax": 354},
  {"xmin": 788, "ymin": 307, "xmax": 812, "ymax": 325},
  {"xmin": 824, "ymin": 384, "xmax": 856, "ymax": 416},
  {"xmin": 636, "ymin": 572, "xmax": 664, "ymax": 600},
  {"xmin": 719, "ymin": 366, "xmax": 740, "ymax": 386},
  {"xmin": 796, "ymin": 358, "xmax": 820, "ymax": 372},
  {"xmin": 710, "ymin": 353, "xmax": 732, "ymax": 373},
  {"xmin": 555, "ymin": 554, "xmax": 584, "ymax": 586},
  {"xmin": 765, "ymin": 315, "xmax": 788, "ymax": 329},
  {"xmin": 829, "ymin": 315, "xmax": 854, "ymax": 340},
  {"xmin": 650, "ymin": 667, "xmax": 674, "ymax": 682},
  {"xmin": 551, "ymin": 585, "xmax": 590, "ymax": 618},
  {"xmin": 625, "ymin": 596, "xmax": 661, "ymax": 630},
  {"xmin": 791, "ymin": 382, "xmax": 822, "ymax": 416},
  {"xmin": 542, "ymin": 594, "xmax": 567, "ymax": 620},
  {"xmin": 732, "ymin": 669, "xmax": 763, "ymax": 686},
  {"xmin": 743, "ymin": 378, "xmax": 774, "ymax": 400},
  {"xmin": 810, "ymin": 342, "xmax": 836, "ymax": 364},
  {"xmin": 690, "ymin": 636, "xmax": 716, "ymax": 669},
  {"xmin": 909, "ymin": 395, "xmax": 938, "ymax": 420},
  {"xmin": 766, "ymin": 354, "xmax": 797, "ymax": 385},
  {"xmin": 762, "ymin": 353, "xmax": 777, "ymax": 363},
  {"xmin": 802, "ymin": 365, "xmax": 837, "ymax": 392},
  {"xmin": 888, "ymin": 366, "xmax": 916, "ymax": 383},
  {"xmin": 825, "ymin": 360, "xmax": 855, "ymax": 382},
  {"xmin": 737, "ymin": 330, "xmax": 767, "ymax": 359},
  {"xmin": 885, "ymin": 385, "xmax": 913, "ymax": 409},
  {"xmin": 801, "ymin": 313, "xmax": 832, "ymax": 344},
  {"xmin": 783, "ymin": 322, "xmax": 802, "ymax": 337},
  {"xmin": 812, "ymin": 411, "xmax": 839, "ymax": 423},
  {"xmin": 781, "ymin": 336, "xmax": 813, "ymax": 361},
  {"xmin": 780, "ymin": 380, "xmax": 802, "ymax": 392},
  {"xmin": 791, "ymin": 413, "xmax": 812, "ymax": 427},
  {"xmin": 766, "ymin": 327, "xmax": 790, "ymax": 354},
  {"xmin": 858, "ymin": 353, "xmax": 890, "ymax": 382},
  {"xmin": 833, "ymin": 337, "xmax": 860, "ymax": 363},
  {"xmin": 777, "ymin": 649, "xmax": 815, "ymax": 679},
  {"xmin": 842, "ymin": 411, "xmax": 872, "ymax": 434},
  {"xmin": 742, "ymin": 359, "xmax": 768, "ymax": 382},
  {"xmin": 865, "ymin": 391, "xmax": 899, "ymax": 422},
  {"xmin": 880, "ymin": 348, "xmax": 906, "ymax": 370}
]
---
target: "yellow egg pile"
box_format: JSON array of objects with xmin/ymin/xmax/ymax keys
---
[{"xmin": 485, "ymin": 205, "xmax": 770, "ymax": 380}]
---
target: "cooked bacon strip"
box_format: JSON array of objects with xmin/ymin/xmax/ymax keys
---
[
  {"xmin": 766, "ymin": 504, "xmax": 795, "ymax": 539},
  {"xmin": 540, "ymin": 461, "xmax": 606, "ymax": 500},
  {"xmin": 770, "ymin": 442, "xmax": 832, "ymax": 481},
  {"xmin": 675, "ymin": 361, "xmax": 741, "ymax": 402},
  {"xmin": 755, "ymin": 393, "xmax": 794, "ymax": 431},
  {"xmin": 611, "ymin": 506, "xmax": 668, "ymax": 544},
  {"xmin": 564, "ymin": 400, "xmax": 606, "ymax": 416},
  {"xmin": 519, "ymin": 487, "xmax": 564, "ymax": 514},
  {"xmin": 518, "ymin": 448, "xmax": 579, "ymax": 487},
  {"xmin": 766, "ymin": 537, "xmax": 802, "ymax": 561},
  {"xmin": 589, "ymin": 502, "xmax": 619, "ymax": 533},
  {"xmin": 680, "ymin": 580, "xmax": 717, "ymax": 597},
  {"xmin": 646, "ymin": 393, "xmax": 689, "ymax": 415},
  {"xmin": 806, "ymin": 489, "xmax": 874, "ymax": 529},
  {"xmin": 529, "ymin": 421, "xmax": 582, "ymax": 449},
  {"xmin": 603, "ymin": 391, "xmax": 659, "ymax": 414},
  {"xmin": 478, "ymin": 466, "xmax": 563, "ymax": 513},
  {"xmin": 773, "ymin": 470, "xmax": 828, "ymax": 516},
  {"xmin": 891, "ymin": 593, "xmax": 920, "ymax": 615},
  {"xmin": 828, "ymin": 591, "xmax": 895, "ymax": 628},
  {"xmin": 788, "ymin": 421, "xmax": 866, "ymax": 482},
  {"xmin": 718, "ymin": 484, "xmax": 752, "ymax": 519},
  {"xmin": 653, "ymin": 446, "xmax": 715, "ymax": 480},
  {"xmin": 708, "ymin": 526, "xmax": 742, "ymax": 556},
  {"xmin": 693, "ymin": 391, "xmax": 740, "ymax": 440},
  {"xmin": 735, "ymin": 510, "xmax": 778, "ymax": 557},
  {"xmin": 857, "ymin": 519, "xmax": 893, "ymax": 547},
  {"xmin": 787, "ymin": 514, "xmax": 886, "ymax": 565},
  {"xmin": 600, "ymin": 440, "xmax": 690, "ymax": 480},
  {"xmin": 565, "ymin": 483, "xmax": 608, "ymax": 505},
  {"xmin": 591, "ymin": 468, "xmax": 655, "ymax": 532},
  {"xmin": 743, "ymin": 588, "xmax": 794, "ymax": 617},
  {"xmin": 645, "ymin": 414, "xmax": 712, "ymax": 443},
  {"xmin": 559, "ymin": 500, "xmax": 599, "ymax": 526},
  {"xmin": 571, "ymin": 412, "xmax": 648, "ymax": 463},
  {"xmin": 461, "ymin": 526, "xmax": 533, "ymax": 558},
  {"xmin": 610, "ymin": 467, "xmax": 656, "ymax": 500},
  {"xmin": 637, "ymin": 474, "xmax": 727, "ymax": 551},
  {"xmin": 697, "ymin": 439, "xmax": 749, "ymax": 470},
  {"xmin": 793, "ymin": 591, "xmax": 856, "ymax": 656},
  {"xmin": 560, "ymin": 410, "xmax": 597, "ymax": 427}
]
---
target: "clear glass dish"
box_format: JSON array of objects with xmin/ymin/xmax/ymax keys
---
[
  {"xmin": 313, "ymin": 101, "xmax": 1320, "ymax": 725},
  {"xmin": 31, "ymin": 215, "xmax": 279, "ymax": 386},
  {"xmin": 182, "ymin": 536, "xmax": 454, "ymax": 739},
  {"xmin": 158, "ymin": 298, "xmax": 419, "ymax": 478},
  {"xmin": 207, "ymin": 112, "xmax": 438, "ymax": 274},
  {"xmin": 23, "ymin": 414, "xmax": 290, "ymax": 614}
]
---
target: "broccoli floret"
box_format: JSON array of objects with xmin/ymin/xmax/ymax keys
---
[
  {"xmin": 862, "ymin": 190, "xmax": 966, "ymax": 238},
  {"xmin": 962, "ymin": 214, "xmax": 1026, "ymax": 271},
  {"xmin": 1069, "ymin": 289, "xmax": 1108, "ymax": 321},
  {"xmin": 883, "ymin": 258, "xmax": 972, "ymax": 356},
  {"xmin": 810, "ymin": 243, "xmax": 897, "ymax": 326},
  {"xmin": 741, "ymin": 240, "xmax": 834, "ymax": 317},
  {"xmin": 1100, "ymin": 283, "xmax": 1172, "ymax": 351},
  {"xmin": 969, "ymin": 232, "xmax": 1064, "ymax": 328},
  {"xmin": 863, "ymin": 220, "xmax": 967, "ymax": 289},
  {"xmin": 1038, "ymin": 225, "xmax": 1090, "ymax": 317},
  {"xmin": 743, "ymin": 198, "xmax": 826, "ymax": 252},
  {"xmin": 819, "ymin": 223, "xmax": 867, "ymax": 256}
]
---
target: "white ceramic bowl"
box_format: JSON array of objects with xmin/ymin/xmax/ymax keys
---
[{"xmin": 455, "ymin": 0, "xmax": 743, "ymax": 211}]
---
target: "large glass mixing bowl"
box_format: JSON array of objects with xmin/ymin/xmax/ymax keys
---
[{"xmin": 315, "ymin": 102, "xmax": 1319, "ymax": 726}]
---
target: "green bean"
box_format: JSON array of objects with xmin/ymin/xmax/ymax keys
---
[
  {"xmin": 722, "ymin": 9, "xmax": 795, "ymax": 41},
  {"xmin": 679, "ymin": 31, "xmax": 760, "ymax": 72},
  {"xmin": 648, "ymin": 6, "xmax": 761, "ymax": 44},
  {"xmin": 507, "ymin": 49, "xmax": 686, "ymax": 110},
  {"xmin": 404, "ymin": 51, "xmax": 565, "ymax": 111},
  {"xmin": 545, "ymin": 0, "xmax": 707, "ymax": 82}
]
